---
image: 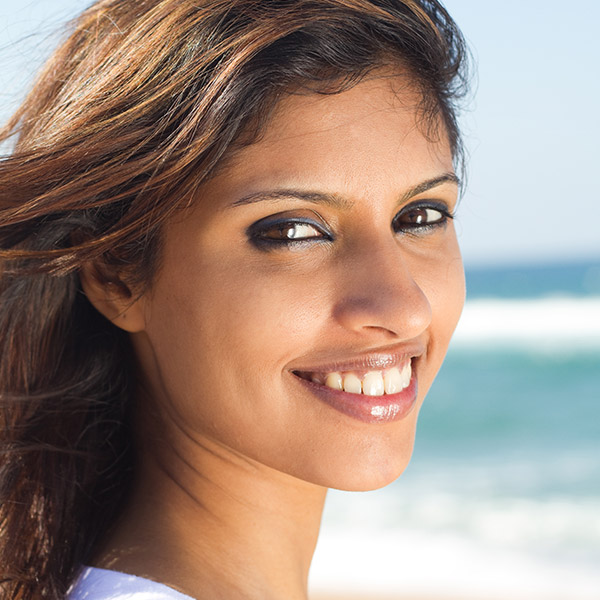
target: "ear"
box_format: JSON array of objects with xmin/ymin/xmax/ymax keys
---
[{"xmin": 79, "ymin": 262, "xmax": 147, "ymax": 333}]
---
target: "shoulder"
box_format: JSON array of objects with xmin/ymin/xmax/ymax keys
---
[{"xmin": 66, "ymin": 567, "xmax": 195, "ymax": 600}]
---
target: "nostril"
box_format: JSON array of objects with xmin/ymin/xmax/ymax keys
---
[{"xmin": 362, "ymin": 324, "xmax": 400, "ymax": 335}]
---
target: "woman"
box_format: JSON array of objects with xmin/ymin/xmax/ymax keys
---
[{"xmin": 0, "ymin": 1, "xmax": 470, "ymax": 598}]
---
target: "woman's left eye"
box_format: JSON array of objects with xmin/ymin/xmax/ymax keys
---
[
  {"xmin": 248, "ymin": 217, "xmax": 332, "ymax": 249},
  {"xmin": 393, "ymin": 202, "xmax": 453, "ymax": 233}
]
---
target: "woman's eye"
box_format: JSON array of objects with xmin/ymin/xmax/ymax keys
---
[
  {"xmin": 248, "ymin": 217, "xmax": 332, "ymax": 249},
  {"xmin": 263, "ymin": 222, "xmax": 323, "ymax": 241},
  {"xmin": 393, "ymin": 203, "xmax": 453, "ymax": 233}
]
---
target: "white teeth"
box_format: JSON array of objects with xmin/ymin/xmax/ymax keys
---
[
  {"xmin": 400, "ymin": 361, "xmax": 412, "ymax": 388},
  {"xmin": 362, "ymin": 371, "xmax": 384, "ymax": 396},
  {"xmin": 343, "ymin": 373, "xmax": 362, "ymax": 394},
  {"xmin": 384, "ymin": 367, "xmax": 402, "ymax": 394},
  {"xmin": 317, "ymin": 362, "xmax": 412, "ymax": 395},
  {"xmin": 325, "ymin": 372, "xmax": 343, "ymax": 391}
]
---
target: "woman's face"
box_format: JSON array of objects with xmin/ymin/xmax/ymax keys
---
[{"xmin": 130, "ymin": 75, "xmax": 465, "ymax": 491}]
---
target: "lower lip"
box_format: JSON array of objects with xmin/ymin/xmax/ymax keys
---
[{"xmin": 294, "ymin": 370, "xmax": 419, "ymax": 424}]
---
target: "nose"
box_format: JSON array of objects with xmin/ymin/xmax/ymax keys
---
[{"xmin": 331, "ymin": 238, "xmax": 432, "ymax": 341}]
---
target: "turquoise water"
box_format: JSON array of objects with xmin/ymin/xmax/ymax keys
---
[
  {"xmin": 312, "ymin": 260, "xmax": 600, "ymax": 599},
  {"xmin": 419, "ymin": 350, "xmax": 600, "ymax": 480},
  {"xmin": 466, "ymin": 259, "xmax": 600, "ymax": 299}
]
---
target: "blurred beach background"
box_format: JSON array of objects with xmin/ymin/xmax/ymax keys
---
[{"xmin": 1, "ymin": 1, "xmax": 599, "ymax": 599}]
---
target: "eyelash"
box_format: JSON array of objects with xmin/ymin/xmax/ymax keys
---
[{"xmin": 247, "ymin": 201, "xmax": 454, "ymax": 250}]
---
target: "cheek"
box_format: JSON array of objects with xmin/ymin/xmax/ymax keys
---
[
  {"xmin": 141, "ymin": 254, "xmax": 329, "ymax": 418},
  {"xmin": 418, "ymin": 239, "xmax": 465, "ymax": 390},
  {"xmin": 194, "ymin": 259, "xmax": 328, "ymax": 363}
]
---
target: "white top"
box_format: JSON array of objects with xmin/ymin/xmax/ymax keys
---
[{"xmin": 67, "ymin": 567, "xmax": 195, "ymax": 600}]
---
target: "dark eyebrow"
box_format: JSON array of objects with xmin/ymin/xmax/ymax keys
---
[
  {"xmin": 227, "ymin": 172, "xmax": 459, "ymax": 210},
  {"xmin": 228, "ymin": 189, "xmax": 352, "ymax": 210},
  {"xmin": 401, "ymin": 172, "xmax": 460, "ymax": 202}
]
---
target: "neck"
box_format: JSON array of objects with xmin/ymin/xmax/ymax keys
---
[{"xmin": 97, "ymin": 426, "xmax": 327, "ymax": 600}]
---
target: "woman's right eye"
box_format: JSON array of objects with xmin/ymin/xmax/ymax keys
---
[{"xmin": 247, "ymin": 216, "xmax": 332, "ymax": 250}]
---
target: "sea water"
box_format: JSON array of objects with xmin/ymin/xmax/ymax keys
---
[{"xmin": 310, "ymin": 260, "xmax": 600, "ymax": 600}]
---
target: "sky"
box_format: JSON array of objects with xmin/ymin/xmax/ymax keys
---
[{"xmin": 1, "ymin": 0, "xmax": 599, "ymax": 267}]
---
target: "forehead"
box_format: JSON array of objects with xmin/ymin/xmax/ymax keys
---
[
  {"xmin": 265, "ymin": 73, "xmax": 430, "ymax": 139},
  {"xmin": 201, "ymin": 75, "xmax": 453, "ymax": 206}
]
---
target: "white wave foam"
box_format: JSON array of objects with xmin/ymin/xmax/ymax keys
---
[
  {"xmin": 309, "ymin": 528, "xmax": 600, "ymax": 600},
  {"xmin": 310, "ymin": 488, "xmax": 600, "ymax": 599},
  {"xmin": 452, "ymin": 296, "xmax": 600, "ymax": 348},
  {"xmin": 320, "ymin": 487, "xmax": 600, "ymax": 555}
]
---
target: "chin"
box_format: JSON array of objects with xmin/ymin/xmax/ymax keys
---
[
  {"xmin": 338, "ymin": 442, "xmax": 416, "ymax": 492},
  {"xmin": 292, "ymin": 417, "xmax": 420, "ymax": 493},
  {"xmin": 335, "ymin": 461, "xmax": 414, "ymax": 493}
]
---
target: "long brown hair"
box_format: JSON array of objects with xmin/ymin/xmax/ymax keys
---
[{"xmin": 0, "ymin": 1, "xmax": 469, "ymax": 597}]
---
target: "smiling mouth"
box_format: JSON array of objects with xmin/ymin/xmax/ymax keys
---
[{"xmin": 293, "ymin": 361, "xmax": 412, "ymax": 396}]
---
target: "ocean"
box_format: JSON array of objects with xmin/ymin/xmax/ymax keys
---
[{"xmin": 310, "ymin": 259, "xmax": 600, "ymax": 600}]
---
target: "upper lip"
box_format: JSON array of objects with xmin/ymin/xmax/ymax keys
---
[{"xmin": 288, "ymin": 341, "xmax": 425, "ymax": 375}]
